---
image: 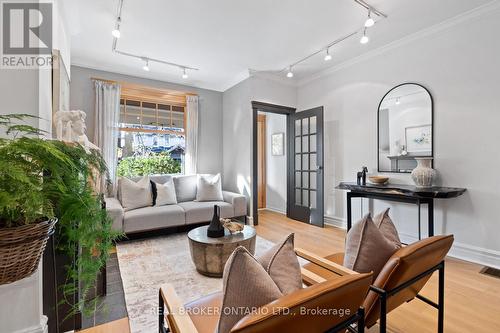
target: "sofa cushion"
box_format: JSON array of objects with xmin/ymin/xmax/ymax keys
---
[
  {"xmin": 123, "ymin": 205, "xmax": 185, "ymax": 233},
  {"xmin": 119, "ymin": 176, "xmax": 153, "ymax": 211},
  {"xmin": 153, "ymin": 178, "xmax": 178, "ymax": 206},
  {"xmin": 178, "ymin": 201, "xmax": 233, "ymax": 224},
  {"xmin": 173, "ymin": 175, "xmax": 198, "ymax": 202},
  {"xmin": 195, "ymin": 173, "xmax": 223, "ymax": 202}
]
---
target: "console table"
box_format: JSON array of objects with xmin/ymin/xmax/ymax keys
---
[{"xmin": 336, "ymin": 182, "xmax": 466, "ymax": 239}]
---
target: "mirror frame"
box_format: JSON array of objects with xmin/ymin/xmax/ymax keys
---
[{"xmin": 377, "ymin": 82, "xmax": 434, "ymax": 174}]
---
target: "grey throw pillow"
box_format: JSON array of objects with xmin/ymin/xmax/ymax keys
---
[
  {"xmin": 154, "ymin": 178, "xmax": 177, "ymax": 206},
  {"xmin": 343, "ymin": 214, "xmax": 399, "ymax": 279},
  {"xmin": 218, "ymin": 247, "xmax": 283, "ymax": 333},
  {"xmin": 119, "ymin": 176, "xmax": 152, "ymax": 211},
  {"xmin": 195, "ymin": 173, "xmax": 223, "ymax": 202},
  {"xmin": 258, "ymin": 233, "xmax": 303, "ymax": 295}
]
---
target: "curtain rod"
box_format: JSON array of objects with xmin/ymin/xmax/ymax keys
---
[{"xmin": 90, "ymin": 77, "xmax": 198, "ymax": 96}]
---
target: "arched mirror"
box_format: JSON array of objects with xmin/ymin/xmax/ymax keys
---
[{"xmin": 378, "ymin": 83, "xmax": 433, "ymax": 173}]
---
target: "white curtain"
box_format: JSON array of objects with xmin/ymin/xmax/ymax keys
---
[
  {"xmin": 93, "ymin": 80, "xmax": 121, "ymax": 195},
  {"xmin": 185, "ymin": 95, "xmax": 199, "ymax": 175}
]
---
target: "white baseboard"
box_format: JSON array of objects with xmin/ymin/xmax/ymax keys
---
[
  {"xmin": 323, "ymin": 216, "xmax": 500, "ymax": 270},
  {"xmin": 260, "ymin": 207, "xmax": 286, "ymax": 215},
  {"xmin": 13, "ymin": 316, "xmax": 48, "ymax": 333}
]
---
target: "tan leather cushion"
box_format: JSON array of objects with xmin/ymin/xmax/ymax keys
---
[
  {"xmin": 363, "ymin": 235, "xmax": 454, "ymax": 327},
  {"xmin": 231, "ymin": 272, "xmax": 373, "ymax": 333},
  {"xmin": 258, "ymin": 233, "xmax": 303, "ymax": 295},
  {"xmin": 373, "ymin": 208, "xmax": 402, "ymax": 247},
  {"xmin": 184, "ymin": 292, "xmax": 223, "ymax": 333},
  {"xmin": 343, "ymin": 214, "xmax": 399, "ymax": 279},
  {"xmin": 218, "ymin": 247, "xmax": 283, "ymax": 333}
]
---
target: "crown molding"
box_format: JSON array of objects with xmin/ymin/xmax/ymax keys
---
[{"xmin": 298, "ymin": 0, "xmax": 500, "ymax": 87}]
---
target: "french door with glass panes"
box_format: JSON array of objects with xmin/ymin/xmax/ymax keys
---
[{"xmin": 288, "ymin": 107, "xmax": 324, "ymax": 227}]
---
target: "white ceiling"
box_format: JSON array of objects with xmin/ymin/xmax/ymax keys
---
[{"xmin": 66, "ymin": 0, "xmax": 492, "ymax": 92}]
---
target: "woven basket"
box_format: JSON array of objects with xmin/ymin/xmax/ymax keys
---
[{"xmin": 0, "ymin": 219, "xmax": 57, "ymax": 285}]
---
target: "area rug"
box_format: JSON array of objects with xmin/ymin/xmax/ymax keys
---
[{"xmin": 116, "ymin": 232, "xmax": 276, "ymax": 333}]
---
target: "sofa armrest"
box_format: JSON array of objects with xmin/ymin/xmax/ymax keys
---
[
  {"xmin": 104, "ymin": 197, "xmax": 124, "ymax": 232},
  {"xmin": 222, "ymin": 191, "xmax": 247, "ymax": 217}
]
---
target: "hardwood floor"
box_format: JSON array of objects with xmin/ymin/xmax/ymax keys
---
[{"xmin": 79, "ymin": 210, "xmax": 500, "ymax": 333}]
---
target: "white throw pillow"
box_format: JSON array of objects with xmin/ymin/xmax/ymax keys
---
[
  {"xmin": 195, "ymin": 173, "xmax": 223, "ymax": 202},
  {"xmin": 119, "ymin": 176, "xmax": 152, "ymax": 211},
  {"xmin": 154, "ymin": 178, "xmax": 177, "ymax": 206}
]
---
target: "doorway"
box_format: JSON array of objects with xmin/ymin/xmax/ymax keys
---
[{"xmin": 252, "ymin": 102, "xmax": 324, "ymax": 227}]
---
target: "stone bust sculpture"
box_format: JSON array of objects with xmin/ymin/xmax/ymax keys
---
[{"xmin": 54, "ymin": 110, "xmax": 99, "ymax": 151}]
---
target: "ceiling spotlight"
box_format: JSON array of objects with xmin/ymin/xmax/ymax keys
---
[
  {"xmin": 112, "ymin": 17, "xmax": 121, "ymax": 38},
  {"xmin": 182, "ymin": 68, "xmax": 188, "ymax": 79},
  {"xmin": 395, "ymin": 97, "xmax": 401, "ymax": 105},
  {"xmin": 112, "ymin": 29, "xmax": 121, "ymax": 38},
  {"xmin": 142, "ymin": 59, "xmax": 150, "ymax": 72},
  {"xmin": 360, "ymin": 28, "xmax": 369, "ymax": 44},
  {"xmin": 286, "ymin": 67, "xmax": 294, "ymax": 78},
  {"xmin": 365, "ymin": 11, "xmax": 375, "ymax": 28},
  {"xmin": 324, "ymin": 48, "xmax": 332, "ymax": 61}
]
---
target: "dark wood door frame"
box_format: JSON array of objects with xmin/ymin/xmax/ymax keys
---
[{"xmin": 252, "ymin": 101, "xmax": 296, "ymax": 226}]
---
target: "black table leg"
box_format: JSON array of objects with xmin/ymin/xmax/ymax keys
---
[
  {"xmin": 417, "ymin": 200, "xmax": 422, "ymax": 240},
  {"xmin": 347, "ymin": 192, "xmax": 353, "ymax": 232},
  {"xmin": 428, "ymin": 199, "xmax": 434, "ymax": 237}
]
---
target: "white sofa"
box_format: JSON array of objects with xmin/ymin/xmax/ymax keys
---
[{"xmin": 105, "ymin": 174, "xmax": 247, "ymax": 234}]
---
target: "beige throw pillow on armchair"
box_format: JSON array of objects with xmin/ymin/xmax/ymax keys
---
[{"xmin": 343, "ymin": 213, "xmax": 399, "ymax": 279}]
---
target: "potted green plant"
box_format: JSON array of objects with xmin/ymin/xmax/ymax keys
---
[{"xmin": 0, "ymin": 114, "xmax": 121, "ymax": 315}]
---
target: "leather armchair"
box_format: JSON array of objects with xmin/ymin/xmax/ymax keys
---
[
  {"xmin": 159, "ymin": 249, "xmax": 373, "ymax": 333},
  {"xmin": 303, "ymin": 235, "xmax": 454, "ymax": 333}
]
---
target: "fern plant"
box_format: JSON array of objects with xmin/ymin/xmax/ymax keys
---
[{"xmin": 0, "ymin": 114, "xmax": 122, "ymax": 316}]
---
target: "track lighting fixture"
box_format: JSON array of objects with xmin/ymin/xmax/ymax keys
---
[
  {"xmin": 360, "ymin": 28, "xmax": 369, "ymax": 44},
  {"xmin": 364, "ymin": 11, "xmax": 375, "ymax": 28},
  {"xmin": 142, "ymin": 59, "xmax": 150, "ymax": 71},
  {"xmin": 324, "ymin": 48, "xmax": 332, "ymax": 61},
  {"xmin": 286, "ymin": 67, "xmax": 294, "ymax": 78},
  {"xmin": 111, "ymin": 0, "xmax": 199, "ymax": 78}
]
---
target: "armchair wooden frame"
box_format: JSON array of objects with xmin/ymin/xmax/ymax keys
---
[{"xmin": 158, "ymin": 248, "xmax": 366, "ymax": 333}]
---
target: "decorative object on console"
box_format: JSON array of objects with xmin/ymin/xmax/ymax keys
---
[
  {"xmin": 271, "ymin": 132, "xmax": 284, "ymax": 156},
  {"xmin": 411, "ymin": 157, "xmax": 436, "ymax": 187},
  {"xmin": 368, "ymin": 175, "xmax": 389, "ymax": 184},
  {"xmin": 207, "ymin": 205, "xmax": 225, "ymax": 238},
  {"xmin": 357, "ymin": 166, "xmax": 369, "ymax": 185},
  {"xmin": 220, "ymin": 218, "xmax": 244, "ymax": 234}
]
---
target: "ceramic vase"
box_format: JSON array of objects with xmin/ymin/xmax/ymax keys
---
[
  {"xmin": 411, "ymin": 157, "xmax": 435, "ymax": 187},
  {"xmin": 207, "ymin": 205, "xmax": 225, "ymax": 238}
]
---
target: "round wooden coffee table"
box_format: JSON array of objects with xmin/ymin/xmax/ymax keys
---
[{"xmin": 187, "ymin": 225, "xmax": 256, "ymax": 277}]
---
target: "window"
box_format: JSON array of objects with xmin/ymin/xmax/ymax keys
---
[{"xmin": 116, "ymin": 91, "xmax": 187, "ymax": 178}]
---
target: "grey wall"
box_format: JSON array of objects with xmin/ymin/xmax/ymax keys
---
[
  {"xmin": 70, "ymin": 65, "xmax": 224, "ymax": 174},
  {"xmin": 265, "ymin": 113, "xmax": 287, "ymax": 213},
  {"xmin": 222, "ymin": 75, "xmax": 297, "ymax": 214},
  {"xmin": 296, "ymin": 8, "xmax": 500, "ymax": 267}
]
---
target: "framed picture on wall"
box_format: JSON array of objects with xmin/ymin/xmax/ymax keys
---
[
  {"xmin": 405, "ymin": 125, "xmax": 432, "ymax": 154},
  {"xmin": 271, "ymin": 133, "xmax": 284, "ymax": 156}
]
